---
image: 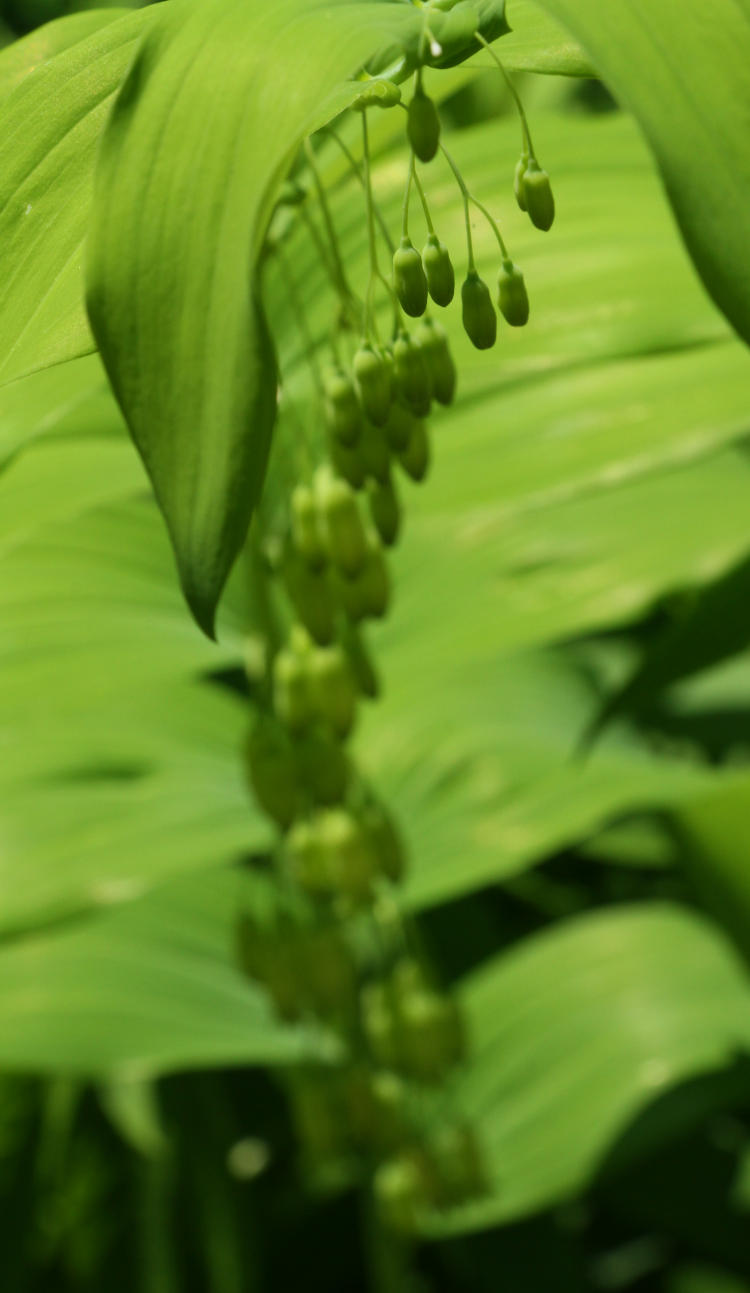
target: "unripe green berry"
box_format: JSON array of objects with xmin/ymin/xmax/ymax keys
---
[
  {"xmin": 461, "ymin": 270, "xmax": 497, "ymax": 350},
  {"xmin": 393, "ymin": 237, "xmax": 428, "ymax": 318},
  {"xmin": 407, "ymin": 84, "xmax": 440, "ymax": 163},
  {"xmin": 368, "ymin": 474, "xmax": 401, "ymax": 546},
  {"xmin": 309, "ymin": 644, "xmax": 357, "ymax": 738},
  {"xmin": 244, "ymin": 715, "xmax": 300, "ymax": 830},
  {"xmin": 323, "ymin": 368, "xmax": 361, "ymax": 446},
  {"xmin": 359, "ymin": 420, "xmax": 391, "ymax": 485},
  {"xmin": 422, "ymin": 233, "xmax": 455, "ymax": 307},
  {"xmin": 398, "ymin": 419, "xmax": 431, "ymax": 483},
  {"xmin": 523, "ymin": 157, "xmax": 555, "ymax": 231},
  {"xmin": 353, "ymin": 343, "xmax": 393, "ymax": 427},
  {"xmin": 413, "ymin": 316, "xmax": 456, "ymax": 405},
  {"xmin": 273, "ymin": 648, "xmax": 313, "ymax": 733},
  {"xmin": 497, "ymin": 258, "xmax": 529, "ymax": 327},
  {"xmin": 514, "ymin": 152, "xmax": 529, "ymax": 212},
  {"xmin": 382, "ymin": 401, "xmax": 416, "ymax": 453},
  {"xmin": 290, "ymin": 483, "xmax": 327, "ymax": 569},
  {"xmin": 314, "ymin": 466, "xmax": 368, "ymax": 577},
  {"xmin": 393, "ymin": 330, "xmax": 432, "ymax": 418},
  {"xmin": 292, "ymin": 727, "xmax": 349, "ymax": 805}
]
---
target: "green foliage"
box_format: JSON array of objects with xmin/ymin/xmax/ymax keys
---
[{"xmin": 2, "ymin": 1, "xmax": 750, "ymax": 1289}]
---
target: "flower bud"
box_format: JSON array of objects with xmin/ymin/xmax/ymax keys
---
[
  {"xmin": 407, "ymin": 84, "xmax": 440, "ymax": 162},
  {"xmin": 309, "ymin": 644, "xmax": 357, "ymax": 738},
  {"xmin": 393, "ymin": 237, "xmax": 428, "ymax": 318},
  {"xmin": 523, "ymin": 157, "xmax": 555, "ymax": 231},
  {"xmin": 290, "ymin": 483, "xmax": 327, "ymax": 569},
  {"xmin": 497, "ymin": 258, "xmax": 529, "ymax": 327},
  {"xmin": 514, "ymin": 152, "xmax": 529, "ymax": 212},
  {"xmin": 398, "ymin": 419, "xmax": 430, "ymax": 483},
  {"xmin": 353, "ymin": 343, "xmax": 392, "ymax": 427},
  {"xmin": 282, "ymin": 546, "xmax": 336, "ymax": 645},
  {"xmin": 461, "ymin": 270, "xmax": 497, "ymax": 350},
  {"xmin": 314, "ymin": 466, "xmax": 368, "ymax": 577},
  {"xmin": 352, "ymin": 79, "xmax": 401, "ymax": 111},
  {"xmin": 422, "ymin": 233, "xmax": 455, "ymax": 307},
  {"xmin": 368, "ymin": 474, "xmax": 401, "ymax": 546},
  {"xmin": 359, "ymin": 420, "xmax": 391, "ymax": 485},
  {"xmin": 382, "ymin": 401, "xmax": 416, "ymax": 453},
  {"xmin": 323, "ymin": 368, "xmax": 361, "ymax": 446},
  {"xmin": 273, "ymin": 647, "xmax": 313, "ymax": 733},
  {"xmin": 413, "ymin": 316, "xmax": 456, "ymax": 405},
  {"xmin": 292, "ymin": 727, "xmax": 349, "ymax": 804},
  {"xmin": 393, "ymin": 330, "xmax": 432, "ymax": 417},
  {"xmin": 244, "ymin": 715, "xmax": 300, "ymax": 829}
]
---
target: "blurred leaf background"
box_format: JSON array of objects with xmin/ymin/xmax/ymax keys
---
[{"xmin": 2, "ymin": 0, "xmax": 750, "ymax": 1289}]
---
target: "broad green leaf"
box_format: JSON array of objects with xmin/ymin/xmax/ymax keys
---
[
  {"xmin": 485, "ymin": 0, "xmax": 594, "ymax": 76},
  {"xmin": 422, "ymin": 904, "xmax": 750, "ymax": 1233},
  {"xmin": 0, "ymin": 354, "xmax": 125, "ymax": 470},
  {"xmin": 673, "ymin": 774, "xmax": 750, "ymax": 964},
  {"xmin": 0, "ymin": 870, "xmax": 338, "ymax": 1076},
  {"xmin": 530, "ymin": 0, "xmax": 750, "ymax": 348},
  {"xmin": 0, "ymin": 7, "xmax": 128, "ymax": 105},
  {"xmin": 0, "ymin": 6, "xmax": 159, "ymax": 386}
]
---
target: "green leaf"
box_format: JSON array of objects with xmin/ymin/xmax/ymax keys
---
[
  {"xmin": 0, "ymin": 870, "xmax": 338, "ymax": 1076},
  {"xmin": 530, "ymin": 0, "xmax": 750, "ymax": 347},
  {"xmin": 0, "ymin": 354, "xmax": 125, "ymax": 471},
  {"xmin": 0, "ymin": 7, "xmax": 128, "ymax": 106},
  {"xmin": 424, "ymin": 904, "xmax": 750, "ymax": 1233},
  {"xmin": 489, "ymin": 0, "xmax": 594, "ymax": 76},
  {"xmin": 674, "ymin": 773, "xmax": 750, "ymax": 964},
  {"xmin": 0, "ymin": 6, "xmax": 159, "ymax": 386}
]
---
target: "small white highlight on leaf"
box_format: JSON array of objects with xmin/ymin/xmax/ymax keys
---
[
  {"xmin": 430, "ymin": 39, "xmax": 443, "ymax": 57},
  {"xmin": 25, "ymin": 204, "xmax": 32, "ymax": 215}
]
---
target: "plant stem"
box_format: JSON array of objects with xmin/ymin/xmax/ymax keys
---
[
  {"xmin": 440, "ymin": 142, "xmax": 476, "ymax": 271},
  {"xmin": 412, "ymin": 163, "xmax": 435, "ymax": 235},
  {"xmin": 325, "ymin": 127, "xmax": 396, "ymax": 256},
  {"xmin": 474, "ymin": 31, "xmax": 535, "ymax": 157}
]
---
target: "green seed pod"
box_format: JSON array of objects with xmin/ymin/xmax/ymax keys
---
[
  {"xmin": 318, "ymin": 808, "xmax": 377, "ymax": 905},
  {"xmin": 382, "ymin": 401, "xmax": 416, "ymax": 453},
  {"xmin": 393, "ymin": 237, "xmax": 428, "ymax": 318},
  {"xmin": 393, "ymin": 330, "xmax": 432, "ymax": 418},
  {"xmin": 398, "ymin": 419, "xmax": 431, "ymax": 483},
  {"xmin": 361, "ymin": 983, "xmax": 399, "ymax": 1069},
  {"xmin": 244, "ymin": 715, "xmax": 300, "ymax": 830},
  {"xmin": 314, "ymin": 466, "xmax": 368, "ymax": 577},
  {"xmin": 514, "ymin": 152, "xmax": 529, "ymax": 212},
  {"xmin": 497, "ymin": 258, "xmax": 530, "ymax": 327},
  {"xmin": 422, "ymin": 233, "xmax": 455, "ymax": 307},
  {"xmin": 290, "ymin": 483, "xmax": 327, "ymax": 569},
  {"xmin": 339, "ymin": 620, "xmax": 380, "ymax": 698},
  {"xmin": 357, "ymin": 537, "xmax": 391, "ymax": 620},
  {"xmin": 523, "ymin": 157, "xmax": 555, "ymax": 231},
  {"xmin": 413, "ymin": 316, "xmax": 456, "ymax": 405},
  {"xmin": 353, "ymin": 343, "xmax": 392, "ymax": 427},
  {"xmin": 285, "ymin": 817, "xmax": 329, "ymax": 893},
  {"xmin": 282, "ymin": 547, "xmax": 336, "ymax": 646},
  {"xmin": 407, "ymin": 84, "xmax": 440, "ymax": 163},
  {"xmin": 399, "ymin": 990, "xmax": 464, "ymax": 1083},
  {"xmin": 352, "ymin": 78, "xmax": 401, "ymax": 111},
  {"xmin": 361, "ymin": 799, "xmax": 406, "ymax": 883},
  {"xmin": 328, "ymin": 434, "xmax": 366, "ymax": 491},
  {"xmin": 292, "ymin": 726, "xmax": 349, "ymax": 805},
  {"xmin": 368, "ymin": 474, "xmax": 401, "ymax": 546},
  {"xmin": 309, "ymin": 644, "xmax": 357, "ymax": 738},
  {"xmin": 323, "ymin": 368, "xmax": 362, "ymax": 446},
  {"xmin": 273, "ymin": 647, "xmax": 313, "ymax": 733},
  {"xmin": 359, "ymin": 420, "xmax": 391, "ymax": 486},
  {"xmin": 461, "ymin": 270, "xmax": 497, "ymax": 350}
]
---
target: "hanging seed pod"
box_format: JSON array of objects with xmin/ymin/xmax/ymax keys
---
[
  {"xmin": 382, "ymin": 401, "xmax": 416, "ymax": 453},
  {"xmin": 273, "ymin": 647, "xmax": 313, "ymax": 733},
  {"xmin": 461, "ymin": 270, "xmax": 497, "ymax": 350},
  {"xmin": 290, "ymin": 483, "xmax": 327, "ymax": 569},
  {"xmin": 328, "ymin": 434, "xmax": 366, "ymax": 491},
  {"xmin": 309, "ymin": 644, "xmax": 358, "ymax": 738},
  {"xmin": 522, "ymin": 157, "xmax": 555, "ymax": 231},
  {"xmin": 314, "ymin": 466, "xmax": 368, "ymax": 578},
  {"xmin": 514, "ymin": 151, "xmax": 529, "ymax": 212},
  {"xmin": 353, "ymin": 343, "xmax": 393, "ymax": 427},
  {"xmin": 285, "ymin": 817, "xmax": 329, "ymax": 894},
  {"xmin": 282, "ymin": 547, "xmax": 336, "ymax": 646},
  {"xmin": 393, "ymin": 237, "xmax": 428, "ymax": 318},
  {"xmin": 361, "ymin": 982, "xmax": 399, "ymax": 1069},
  {"xmin": 244, "ymin": 714, "xmax": 300, "ymax": 830},
  {"xmin": 352, "ymin": 78, "xmax": 401, "ymax": 111},
  {"xmin": 318, "ymin": 808, "xmax": 378, "ymax": 905},
  {"xmin": 368, "ymin": 473, "xmax": 401, "ymax": 547},
  {"xmin": 413, "ymin": 316, "xmax": 456, "ymax": 405},
  {"xmin": 497, "ymin": 258, "xmax": 530, "ymax": 327},
  {"xmin": 292, "ymin": 726, "xmax": 349, "ymax": 805},
  {"xmin": 361, "ymin": 799, "xmax": 406, "ymax": 883},
  {"xmin": 398, "ymin": 419, "xmax": 431, "ymax": 483},
  {"xmin": 407, "ymin": 82, "xmax": 440, "ymax": 163},
  {"xmin": 422, "ymin": 233, "xmax": 455, "ymax": 307},
  {"xmin": 339, "ymin": 619, "xmax": 380, "ymax": 698},
  {"xmin": 357, "ymin": 537, "xmax": 391, "ymax": 620},
  {"xmin": 393, "ymin": 330, "xmax": 432, "ymax": 418},
  {"xmin": 323, "ymin": 368, "xmax": 362, "ymax": 446},
  {"xmin": 359, "ymin": 420, "xmax": 391, "ymax": 485}
]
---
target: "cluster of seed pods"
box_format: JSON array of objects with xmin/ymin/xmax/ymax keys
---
[{"xmin": 238, "ymin": 46, "xmax": 556, "ymax": 1230}]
